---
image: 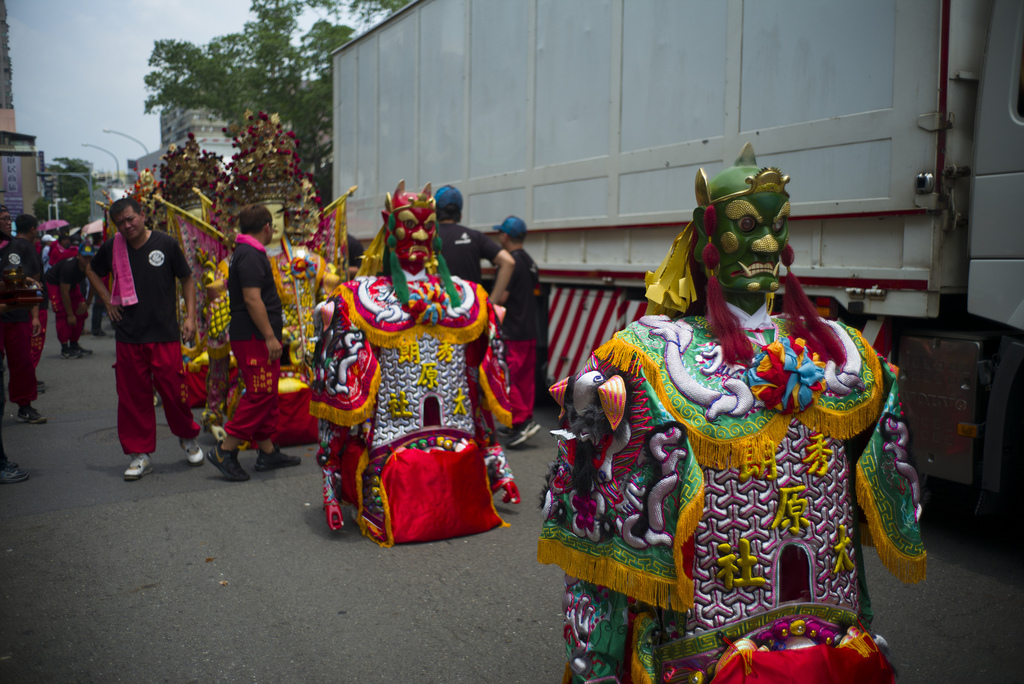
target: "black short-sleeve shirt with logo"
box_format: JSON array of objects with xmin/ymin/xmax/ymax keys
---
[
  {"xmin": 90, "ymin": 231, "xmax": 191, "ymax": 344},
  {"xmin": 438, "ymin": 223, "xmax": 502, "ymax": 285},
  {"xmin": 228, "ymin": 242, "xmax": 283, "ymax": 342},
  {"xmin": 45, "ymin": 256, "xmax": 87, "ymax": 288},
  {"xmin": 1, "ymin": 236, "xmax": 42, "ymax": 323},
  {"xmin": 501, "ymin": 249, "xmax": 539, "ymax": 341}
]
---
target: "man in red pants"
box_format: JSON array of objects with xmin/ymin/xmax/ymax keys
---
[
  {"xmin": 493, "ymin": 216, "xmax": 540, "ymax": 448},
  {"xmin": 86, "ymin": 197, "xmax": 205, "ymax": 480},
  {"xmin": 207, "ymin": 204, "xmax": 300, "ymax": 481},
  {"xmin": 17, "ymin": 215, "xmax": 49, "ymax": 382},
  {"xmin": 45, "ymin": 243, "xmax": 95, "ymax": 358},
  {"xmin": 0, "ymin": 206, "xmax": 46, "ymax": 424}
]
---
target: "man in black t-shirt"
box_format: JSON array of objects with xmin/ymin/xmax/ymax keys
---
[
  {"xmin": 86, "ymin": 197, "xmax": 204, "ymax": 481},
  {"xmin": 45, "ymin": 243, "xmax": 96, "ymax": 358},
  {"xmin": 0, "ymin": 206, "xmax": 46, "ymax": 424},
  {"xmin": 207, "ymin": 204, "xmax": 300, "ymax": 482},
  {"xmin": 17, "ymin": 215, "xmax": 49, "ymax": 379},
  {"xmin": 434, "ymin": 185, "xmax": 515, "ymax": 300},
  {"xmin": 493, "ymin": 216, "xmax": 540, "ymax": 448}
]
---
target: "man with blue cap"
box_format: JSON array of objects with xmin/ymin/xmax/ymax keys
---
[
  {"xmin": 435, "ymin": 185, "xmax": 515, "ymax": 304},
  {"xmin": 494, "ymin": 215, "xmax": 539, "ymax": 447}
]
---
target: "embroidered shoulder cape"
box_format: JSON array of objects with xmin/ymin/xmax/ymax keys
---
[
  {"xmin": 538, "ymin": 314, "xmax": 925, "ymax": 611},
  {"xmin": 309, "ymin": 274, "xmax": 508, "ymax": 426}
]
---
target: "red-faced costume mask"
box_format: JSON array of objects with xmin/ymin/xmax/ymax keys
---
[{"xmin": 382, "ymin": 180, "xmax": 436, "ymax": 275}]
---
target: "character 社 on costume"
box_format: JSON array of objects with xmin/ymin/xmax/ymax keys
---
[
  {"xmin": 310, "ymin": 181, "xmax": 520, "ymax": 546},
  {"xmin": 538, "ymin": 145, "xmax": 926, "ymax": 684}
]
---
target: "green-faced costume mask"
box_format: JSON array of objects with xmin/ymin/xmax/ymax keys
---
[{"xmin": 694, "ymin": 143, "xmax": 790, "ymax": 298}]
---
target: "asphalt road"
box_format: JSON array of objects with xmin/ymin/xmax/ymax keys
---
[{"xmin": 1, "ymin": 326, "xmax": 1022, "ymax": 683}]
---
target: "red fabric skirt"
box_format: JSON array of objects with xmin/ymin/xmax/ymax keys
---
[
  {"xmin": 274, "ymin": 384, "xmax": 318, "ymax": 446},
  {"xmin": 713, "ymin": 643, "xmax": 895, "ymax": 684},
  {"xmin": 382, "ymin": 442, "xmax": 504, "ymax": 544}
]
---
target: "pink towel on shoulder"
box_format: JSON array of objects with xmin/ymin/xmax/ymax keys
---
[
  {"xmin": 235, "ymin": 233, "xmax": 266, "ymax": 253},
  {"xmin": 110, "ymin": 232, "xmax": 138, "ymax": 306}
]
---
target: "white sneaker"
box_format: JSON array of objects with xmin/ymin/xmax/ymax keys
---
[
  {"xmin": 124, "ymin": 454, "xmax": 153, "ymax": 481},
  {"xmin": 180, "ymin": 438, "xmax": 205, "ymax": 466}
]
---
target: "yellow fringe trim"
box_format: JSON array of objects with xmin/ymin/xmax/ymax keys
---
[
  {"xmin": 354, "ymin": 446, "xmax": 397, "ymax": 548},
  {"xmin": 855, "ymin": 461, "xmax": 926, "ymax": 583},
  {"xmin": 207, "ymin": 343, "xmax": 231, "ymax": 361},
  {"xmin": 538, "ymin": 485, "xmax": 704, "ymax": 613},
  {"xmin": 478, "ymin": 367, "xmax": 513, "ymax": 428},
  {"xmin": 838, "ymin": 631, "xmax": 878, "ymax": 658},
  {"xmin": 538, "ymin": 539, "xmax": 688, "ymax": 611},
  {"xmin": 595, "ymin": 338, "xmax": 790, "ymax": 469},
  {"xmin": 796, "ymin": 334, "xmax": 884, "ymax": 440},
  {"xmin": 597, "ymin": 330, "xmax": 884, "ymax": 468},
  {"xmin": 561, "ymin": 662, "xmax": 572, "ymax": 684},
  {"xmin": 337, "ymin": 282, "xmax": 489, "ymax": 349},
  {"xmin": 631, "ymin": 614, "xmax": 656, "ymax": 684},
  {"xmin": 631, "ymin": 652, "xmax": 653, "ymax": 684},
  {"xmin": 308, "ymin": 366, "xmax": 381, "ymax": 427},
  {"xmin": 673, "ymin": 482, "xmax": 705, "ymax": 604},
  {"xmin": 860, "ymin": 520, "xmax": 875, "ymax": 548}
]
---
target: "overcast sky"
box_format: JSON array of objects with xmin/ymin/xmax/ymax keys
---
[{"xmin": 8, "ymin": 0, "xmax": 357, "ymax": 173}]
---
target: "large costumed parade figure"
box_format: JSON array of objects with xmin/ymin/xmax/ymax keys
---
[
  {"xmin": 154, "ymin": 135, "xmax": 234, "ymax": 421},
  {"xmin": 163, "ymin": 113, "xmax": 347, "ymax": 446},
  {"xmin": 538, "ymin": 145, "xmax": 925, "ymax": 684},
  {"xmin": 310, "ymin": 181, "xmax": 520, "ymax": 546}
]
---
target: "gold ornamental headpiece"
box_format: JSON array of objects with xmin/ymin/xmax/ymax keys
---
[
  {"xmin": 211, "ymin": 110, "xmax": 322, "ymax": 242},
  {"xmin": 159, "ymin": 134, "xmax": 222, "ymax": 210},
  {"xmin": 694, "ymin": 142, "xmax": 790, "ymax": 207}
]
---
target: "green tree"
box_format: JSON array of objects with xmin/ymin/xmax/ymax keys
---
[
  {"xmin": 144, "ymin": 0, "xmax": 354, "ymax": 199},
  {"xmin": 35, "ymin": 158, "xmax": 95, "ymax": 227},
  {"xmin": 347, "ymin": 0, "xmax": 408, "ymax": 25}
]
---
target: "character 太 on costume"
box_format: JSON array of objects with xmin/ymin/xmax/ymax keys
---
[
  {"xmin": 310, "ymin": 181, "xmax": 520, "ymax": 547},
  {"xmin": 538, "ymin": 145, "xmax": 925, "ymax": 684}
]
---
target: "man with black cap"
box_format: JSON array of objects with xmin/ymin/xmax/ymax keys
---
[
  {"xmin": 494, "ymin": 216, "xmax": 540, "ymax": 448},
  {"xmin": 434, "ymin": 185, "xmax": 515, "ymax": 303}
]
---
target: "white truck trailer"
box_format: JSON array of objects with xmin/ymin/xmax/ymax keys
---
[{"xmin": 331, "ymin": 0, "xmax": 1024, "ymax": 508}]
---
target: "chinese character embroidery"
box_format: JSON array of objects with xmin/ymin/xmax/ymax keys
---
[
  {"xmin": 398, "ymin": 339, "xmax": 420, "ymax": 365},
  {"xmin": 739, "ymin": 445, "xmax": 778, "ymax": 482},
  {"xmin": 716, "ymin": 538, "xmax": 766, "ymax": 590},
  {"xmin": 771, "ymin": 485, "xmax": 810, "ymax": 535},
  {"xmin": 417, "ymin": 362, "xmax": 439, "ymax": 389},
  {"xmin": 436, "ymin": 341, "xmax": 454, "ymax": 363},
  {"xmin": 832, "ymin": 524, "xmax": 855, "ymax": 574},
  {"xmin": 802, "ymin": 432, "xmax": 832, "ymax": 477},
  {"xmin": 452, "ymin": 387, "xmax": 469, "ymax": 416},
  {"xmin": 387, "ymin": 391, "xmax": 415, "ymax": 418}
]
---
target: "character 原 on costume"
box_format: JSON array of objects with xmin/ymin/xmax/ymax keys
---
[
  {"xmin": 538, "ymin": 145, "xmax": 926, "ymax": 684},
  {"xmin": 310, "ymin": 181, "xmax": 520, "ymax": 546}
]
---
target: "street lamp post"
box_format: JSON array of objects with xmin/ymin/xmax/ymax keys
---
[
  {"xmin": 82, "ymin": 142, "xmax": 120, "ymax": 184},
  {"xmin": 102, "ymin": 128, "xmax": 151, "ymax": 156},
  {"xmin": 38, "ymin": 171, "xmax": 97, "ymax": 222}
]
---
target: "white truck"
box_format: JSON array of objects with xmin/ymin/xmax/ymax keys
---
[{"xmin": 331, "ymin": 0, "xmax": 1024, "ymax": 509}]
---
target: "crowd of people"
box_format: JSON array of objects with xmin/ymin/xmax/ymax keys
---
[
  {"xmin": 0, "ymin": 187, "xmax": 542, "ymax": 486},
  {"xmin": 0, "ymin": 206, "xmax": 113, "ymax": 484}
]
